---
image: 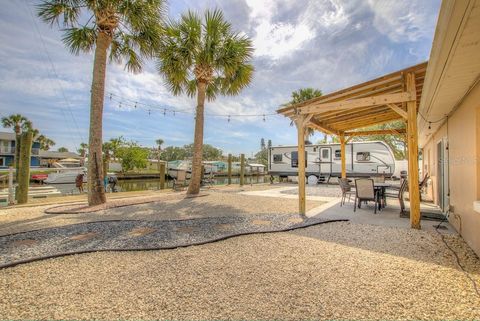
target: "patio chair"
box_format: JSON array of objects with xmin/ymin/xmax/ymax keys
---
[
  {"xmin": 172, "ymin": 170, "xmax": 187, "ymax": 191},
  {"xmin": 384, "ymin": 178, "xmax": 408, "ymax": 214},
  {"xmin": 337, "ymin": 177, "xmax": 355, "ymax": 206},
  {"xmin": 354, "ymin": 178, "xmax": 379, "ymax": 214},
  {"xmin": 419, "ymin": 172, "xmax": 429, "ymax": 201}
]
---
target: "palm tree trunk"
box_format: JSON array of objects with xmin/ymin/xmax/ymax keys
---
[
  {"xmin": 87, "ymin": 32, "xmax": 110, "ymax": 206},
  {"xmin": 187, "ymin": 81, "xmax": 206, "ymax": 195}
]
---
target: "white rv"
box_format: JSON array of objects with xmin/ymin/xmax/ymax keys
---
[{"xmin": 268, "ymin": 141, "xmax": 395, "ymax": 182}]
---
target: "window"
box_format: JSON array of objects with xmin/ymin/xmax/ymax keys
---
[
  {"xmin": 273, "ymin": 154, "xmax": 282, "ymax": 162},
  {"xmin": 291, "ymin": 151, "xmax": 308, "ymax": 168},
  {"xmin": 322, "ymin": 149, "xmax": 329, "ymax": 159},
  {"xmin": 334, "ymin": 150, "xmax": 341, "ymax": 159},
  {"xmin": 356, "ymin": 152, "xmax": 370, "ymax": 162}
]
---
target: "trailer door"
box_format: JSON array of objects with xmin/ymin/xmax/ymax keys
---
[{"xmin": 319, "ymin": 147, "xmax": 332, "ymax": 174}]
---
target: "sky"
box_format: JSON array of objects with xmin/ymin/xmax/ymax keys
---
[{"xmin": 0, "ymin": 0, "xmax": 441, "ymax": 157}]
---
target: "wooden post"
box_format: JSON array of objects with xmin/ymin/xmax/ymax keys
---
[
  {"xmin": 406, "ymin": 72, "xmax": 421, "ymax": 229},
  {"xmin": 340, "ymin": 134, "xmax": 346, "ymax": 178},
  {"xmin": 16, "ymin": 131, "xmax": 33, "ymax": 204},
  {"xmin": 159, "ymin": 161, "xmax": 165, "ymax": 189},
  {"xmin": 295, "ymin": 116, "xmax": 307, "ymax": 216},
  {"xmin": 240, "ymin": 154, "xmax": 245, "ymax": 186},
  {"xmin": 227, "ymin": 154, "xmax": 232, "ymax": 185}
]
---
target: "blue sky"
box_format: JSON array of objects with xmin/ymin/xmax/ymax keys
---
[{"xmin": 0, "ymin": 0, "xmax": 441, "ymax": 157}]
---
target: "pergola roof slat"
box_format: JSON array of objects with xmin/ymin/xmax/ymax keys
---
[{"xmin": 277, "ymin": 61, "xmax": 427, "ymax": 133}]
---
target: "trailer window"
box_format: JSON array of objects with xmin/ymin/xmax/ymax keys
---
[
  {"xmin": 291, "ymin": 151, "xmax": 308, "ymax": 168},
  {"xmin": 356, "ymin": 152, "xmax": 371, "ymax": 162},
  {"xmin": 273, "ymin": 154, "xmax": 282, "ymax": 162},
  {"xmin": 334, "ymin": 150, "xmax": 341, "ymax": 160}
]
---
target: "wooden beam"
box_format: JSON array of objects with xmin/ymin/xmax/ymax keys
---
[
  {"xmin": 387, "ymin": 103, "xmax": 408, "ymax": 119},
  {"xmin": 295, "ymin": 115, "xmax": 307, "ymax": 217},
  {"xmin": 277, "ymin": 61, "xmax": 427, "ymax": 115},
  {"xmin": 332, "ymin": 115, "xmax": 403, "ymax": 132},
  {"xmin": 406, "ymin": 72, "xmax": 421, "ymax": 229},
  {"xmin": 340, "ymin": 134, "xmax": 346, "ymax": 178},
  {"xmin": 344, "ymin": 128, "xmax": 406, "ymax": 136},
  {"xmin": 299, "ymin": 92, "xmax": 414, "ymax": 115},
  {"xmin": 307, "ymin": 118, "xmax": 339, "ymax": 135}
]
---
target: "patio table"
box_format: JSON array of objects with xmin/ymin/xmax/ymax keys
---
[{"xmin": 374, "ymin": 183, "xmax": 391, "ymax": 210}]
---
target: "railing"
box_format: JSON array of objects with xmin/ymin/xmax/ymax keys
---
[
  {"xmin": 0, "ymin": 147, "xmax": 15, "ymax": 154},
  {"xmin": 0, "ymin": 147, "xmax": 40, "ymax": 155}
]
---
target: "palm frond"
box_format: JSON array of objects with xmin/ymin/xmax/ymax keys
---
[
  {"xmin": 62, "ymin": 26, "xmax": 96, "ymax": 55},
  {"xmin": 37, "ymin": 0, "xmax": 83, "ymax": 27}
]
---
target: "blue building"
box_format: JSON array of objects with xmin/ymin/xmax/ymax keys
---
[{"xmin": 0, "ymin": 132, "xmax": 40, "ymax": 168}]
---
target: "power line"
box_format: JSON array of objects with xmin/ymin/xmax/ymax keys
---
[{"xmin": 23, "ymin": 0, "xmax": 85, "ymax": 145}]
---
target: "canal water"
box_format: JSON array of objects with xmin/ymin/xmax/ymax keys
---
[{"xmin": 36, "ymin": 176, "xmax": 270, "ymax": 196}]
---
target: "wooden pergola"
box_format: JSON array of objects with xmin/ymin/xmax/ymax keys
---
[{"xmin": 277, "ymin": 62, "xmax": 427, "ymax": 229}]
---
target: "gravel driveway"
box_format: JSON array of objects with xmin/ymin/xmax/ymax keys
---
[{"xmin": 1, "ymin": 222, "xmax": 479, "ymax": 320}]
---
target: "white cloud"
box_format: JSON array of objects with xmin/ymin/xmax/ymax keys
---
[
  {"xmin": 367, "ymin": 0, "xmax": 439, "ymax": 42},
  {"xmin": 245, "ymin": 0, "xmax": 315, "ymax": 60}
]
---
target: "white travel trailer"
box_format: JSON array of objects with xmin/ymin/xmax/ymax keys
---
[{"xmin": 268, "ymin": 141, "xmax": 396, "ymax": 182}]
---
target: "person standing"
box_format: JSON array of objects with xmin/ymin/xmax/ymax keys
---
[{"xmin": 75, "ymin": 173, "xmax": 84, "ymax": 193}]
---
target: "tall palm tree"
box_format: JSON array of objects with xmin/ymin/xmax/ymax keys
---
[
  {"xmin": 1, "ymin": 114, "xmax": 32, "ymax": 173},
  {"xmin": 157, "ymin": 9, "xmax": 254, "ymax": 195},
  {"xmin": 38, "ymin": 0, "xmax": 166, "ymax": 206},
  {"xmin": 37, "ymin": 135, "xmax": 56, "ymax": 151}
]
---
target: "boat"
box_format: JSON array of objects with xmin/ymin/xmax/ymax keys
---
[
  {"xmin": 167, "ymin": 160, "xmax": 217, "ymax": 179},
  {"xmin": 0, "ymin": 186, "xmax": 62, "ymax": 205},
  {"xmin": 44, "ymin": 162, "xmax": 86, "ymax": 184}
]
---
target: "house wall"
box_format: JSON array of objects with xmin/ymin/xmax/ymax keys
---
[{"xmin": 422, "ymin": 83, "xmax": 480, "ymax": 255}]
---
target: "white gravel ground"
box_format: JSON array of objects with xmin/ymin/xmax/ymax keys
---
[
  {"xmin": 0, "ymin": 190, "xmax": 324, "ymax": 235},
  {"xmin": 1, "ymin": 222, "xmax": 479, "ymax": 320}
]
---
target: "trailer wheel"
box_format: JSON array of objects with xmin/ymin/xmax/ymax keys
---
[{"xmin": 307, "ymin": 175, "xmax": 318, "ymax": 185}]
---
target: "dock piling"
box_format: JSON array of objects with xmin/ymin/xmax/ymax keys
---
[
  {"xmin": 227, "ymin": 154, "xmax": 232, "ymax": 185},
  {"xmin": 159, "ymin": 162, "xmax": 166, "ymax": 189},
  {"xmin": 240, "ymin": 154, "xmax": 245, "ymax": 186}
]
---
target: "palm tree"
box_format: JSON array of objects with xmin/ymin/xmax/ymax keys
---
[
  {"xmin": 37, "ymin": 135, "xmax": 56, "ymax": 151},
  {"xmin": 1, "ymin": 114, "xmax": 32, "ymax": 173},
  {"xmin": 288, "ymin": 88, "xmax": 323, "ymax": 141},
  {"xmin": 155, "ymin": 138, "xmax": 164, "ymax": 170},
  {"xmin": 157, "ymin": 9, "xmax": 254, "ymax": 195},
  {"xmin": 77, "ymin": 142, "xmax": 88, "ymax": 157},
  {"xmin": 38, "ymin": 0, "xmax": 166, "ymax": 206}
]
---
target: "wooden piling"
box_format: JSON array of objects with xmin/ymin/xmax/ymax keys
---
[
  {"xmin": 240, "ymin": 154, "xmax": 245, "ymax": 186},
  {"xmin": 159, "ymin": 161, "xmax": 166, "ymax": 189},
  {"xmin": 227, "ymin": 154, "xmax": 232, "ymax": 185}
]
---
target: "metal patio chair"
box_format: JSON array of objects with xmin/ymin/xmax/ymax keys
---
[
  {"xmin": 354, "ymin": 178, "xmax": 380, "ymax": 214},
  {"xmin": 338, "ymin": 177, "xmax": 355, "ymax": 206}
]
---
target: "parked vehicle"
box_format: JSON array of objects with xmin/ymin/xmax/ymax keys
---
[{"xmin": 268, "ymin": 141, "xmax": 396, "ymax": 183}]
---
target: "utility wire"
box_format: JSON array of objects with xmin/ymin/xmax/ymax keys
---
[{"xmin": 23, "ymin": 0, "xmax": 85, "ymax": 145}]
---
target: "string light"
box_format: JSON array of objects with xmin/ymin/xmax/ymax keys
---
[{"xmin": 106, "ymin": 92, "xmax": 279, "ymax": 120}]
